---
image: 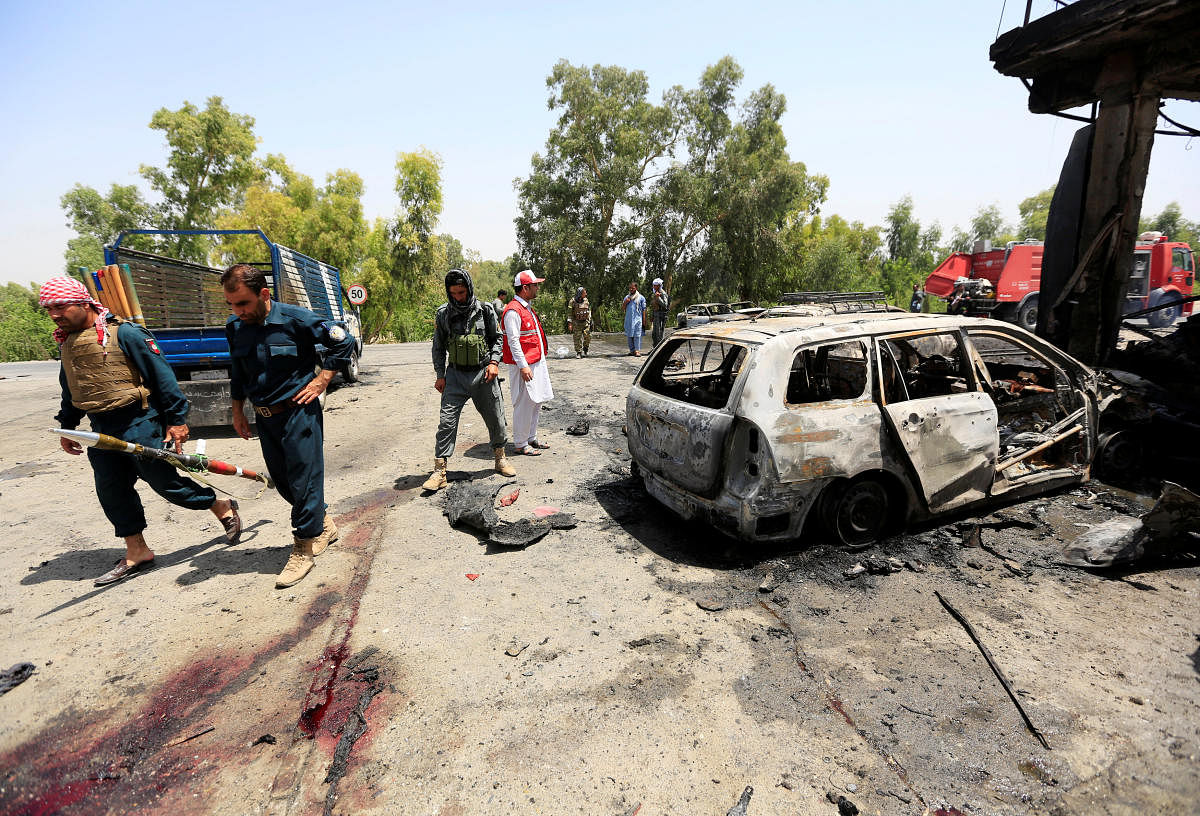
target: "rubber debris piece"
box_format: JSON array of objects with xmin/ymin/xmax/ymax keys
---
[
  {"xmin": 465, "ymin": 573, "xmax": 479, "ymax": 581},
  {"xmin": 566, "ymin": 420, "xmax": 590, "ymax": 436},
  {"xmin": 725, "ymin": 785, "xmax": 753, "ymax": 816},
  {"xmin": 499, "ymin": 489, "xmax": 520, "ymax": 507},
  {"xmin": 532, "ymin": 505, "xmax": 559, "ymax": 517},
  {"xmin": 444, "ymin": 481, "xmax": 502, "ymax": 533},
  {"xmin": 488, "ymin": 518, "xmax": 552, "ymax": 548}
]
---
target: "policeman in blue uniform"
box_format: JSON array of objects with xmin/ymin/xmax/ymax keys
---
[
  {"xmin": 40, "ymin": 276, "xmax": 241, "ymax": 587},
  {"xmin": 221, "ymin": 263, "xmax": 355, "ymax": 589}
]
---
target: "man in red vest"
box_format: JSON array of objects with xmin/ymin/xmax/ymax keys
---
[{"xmin": 501, "ymin": 270, "xmax": 554, "ymax": 455}]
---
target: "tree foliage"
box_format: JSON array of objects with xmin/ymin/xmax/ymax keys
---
[
  {"xmin": 1018, "ymin": 186, "xmax": 1055, "ymax": 241},
  {"xmin": 516, "ymin": 57, "xmax": 827, "ymax": 318},
  {"xmin": 60, "ymin": 183, "xmax": 155, "ymax": 273},
  {"xmin": 140, "ymin": 97, "xmax": 258, "ymax": 262},
  {"xmin": 0, "ymin": 283, "xmax": 58, "ymax": 362}
]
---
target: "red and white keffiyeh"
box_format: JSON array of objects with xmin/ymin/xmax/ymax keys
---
[{"xmin": 38, "ymin": 276, "xmax": 111, "ymax": 348}]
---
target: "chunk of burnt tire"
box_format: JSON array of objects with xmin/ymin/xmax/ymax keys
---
[{"xmin": 489, "ymin": 518, "xmax": 552, "ymax": 548}]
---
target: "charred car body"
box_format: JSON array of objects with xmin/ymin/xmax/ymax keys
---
[{"xmin": 626, "ymin": 313, "xmax": 1101, "ymax": 545}]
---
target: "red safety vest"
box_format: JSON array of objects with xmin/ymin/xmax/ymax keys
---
[{"xmin": 501, "ymin": 299, "xmax": 547, "ymax": 366}]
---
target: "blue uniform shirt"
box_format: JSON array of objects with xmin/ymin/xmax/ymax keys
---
[
  {"xmin": 56, "ymin": 320, "xmax": 190, "ymax": 430},
  {"xmin": 226, "ymin": 301, "xmax": 355, "ymax": 406}
]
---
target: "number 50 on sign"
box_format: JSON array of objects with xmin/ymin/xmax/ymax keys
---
[{"xmin": 347, "ymin": 284, "xmax": 368, "ymax": 306}]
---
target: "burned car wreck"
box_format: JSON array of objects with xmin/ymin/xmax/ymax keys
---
[{"xmin": 626, "ymin": 313, "xmax": 1100, "ymax": 545}]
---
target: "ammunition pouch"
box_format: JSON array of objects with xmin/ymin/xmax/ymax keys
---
[{"xmin": 448, "ymin": 332, "xmax": 486, "ymax": 367}]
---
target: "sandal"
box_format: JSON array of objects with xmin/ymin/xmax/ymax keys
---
[
  {"xmin": 527, "ymin": 440, "xmax": 551, "ymax": 450},
  {"xmin": 516, "ymin": 446, "xmax": 542, "ymax": 456}
]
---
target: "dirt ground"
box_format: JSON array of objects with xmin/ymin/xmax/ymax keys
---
[{"xmin": 0, "ymin": 332, "xmax": 1197, "ymax": 816}]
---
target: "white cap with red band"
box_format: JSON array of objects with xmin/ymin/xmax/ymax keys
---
[{"xmin": 513, "ymin": 269, "xmax": 545, "ymax": 288}]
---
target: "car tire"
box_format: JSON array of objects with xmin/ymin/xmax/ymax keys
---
[
  {"xmin": 822, "ymin": 477, "xmax": 891, "ymax": 548},
  {"xmin": 1147, "ymin": 294, "xmax": 1182, "ymax": 328},
  {"xmin": 1016, "ymin": 295, "xmax": 1039, "ymax": 332},
  {"xmin": 1094, "ymin": 430, "xmax": 1141, "ymax": 482},
  {"xmin": 342, "ymin": 351, "xmax": 360, "ymax": 383}
]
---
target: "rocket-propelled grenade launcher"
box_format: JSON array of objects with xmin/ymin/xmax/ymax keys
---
[{"xmin": 50, "ymin": 428, "xmax": 274, "ymax": 489}]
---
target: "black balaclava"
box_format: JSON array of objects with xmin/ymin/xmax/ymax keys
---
[{"xmin": 445, "ymin": 268, "xmax": 476, "ymax": 319}]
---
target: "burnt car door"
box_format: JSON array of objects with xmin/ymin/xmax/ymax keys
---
[
  {"xmin": 875, "ymin": 329, "xmax": 998, "ymax": 512},
  {"xmin": 627, "ymin": 337, "xmax": 751, "ymax": 497},
  {"xmin": 961, "ymin": 327, "xmax": 1095, "ymax": 491}
]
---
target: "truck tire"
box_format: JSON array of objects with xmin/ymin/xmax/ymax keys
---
[
  {"xmin": 1016, "ymin": 295, "xmax": 1039, "ymax": 332},
  {"xmin": 1147, "ymin": 294, "xmax": 1182, "ymax": 329},
  {"xmin": 341, "ymin": 351, "xmax": 360, "ymax": 383}
]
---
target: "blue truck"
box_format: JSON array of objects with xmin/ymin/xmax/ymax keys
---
[{"xmin": 101, "ymin": 229, "xmax": 364, "ymax": 426}]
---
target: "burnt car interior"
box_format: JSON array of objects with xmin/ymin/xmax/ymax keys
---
[
  {"xmin": 966, "ymin": 330, "xmax": 1089, "ymax": 475},
  {"xmin": 786, "ymin": 340, "xmax": 869, "ymax": 404},
  {"xmin": 641, "ymin": 338, "xmax": 749, "ymax": 409},
  {"xmin": 876, "ymin": 332, "xmax": 973, "ymax": 403}
]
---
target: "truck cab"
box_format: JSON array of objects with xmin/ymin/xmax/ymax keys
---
[{"xmin": 924, "ymin": 234, "xmax": 1194, "ymax": 330}]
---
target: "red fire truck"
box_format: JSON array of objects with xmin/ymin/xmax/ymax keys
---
[{"xmin": 923, "ymin": 232, "xmax": 1195, "ymax": 330}]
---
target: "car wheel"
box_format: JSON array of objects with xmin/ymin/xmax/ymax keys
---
[
  {"xmin": 823, "ymin": 477, "xmax": 891, "ymax": 548},
  {"xmin": 1147, "ymin": 295, "xmax": 1182, "ymax": 328},
  {"xmin": 1016, "ymin": 295, "xmax": 1039, "ymax": 332},
  {"xmin": 1094, "ymin": 430, "xmax": 1141, "ymax": 481},
  {"xmin": 342, "ymin": 351, "xmax": 360, "ymax": 383}
]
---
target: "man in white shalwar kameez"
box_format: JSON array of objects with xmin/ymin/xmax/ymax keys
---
[{"xmin": 500, "ymin": 270, "xmax": 555, "ymax": 455}]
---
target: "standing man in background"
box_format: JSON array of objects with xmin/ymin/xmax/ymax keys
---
[
  {"xmin": 492, "ymin": 289, "xmax": 508, "ymax": 315},
  {"xmin": 222, "ymin": 263, "xmax": 354, "ymax": 589},
  {"xmin": 501, "ymin": 270, "xmax": 554, "ymax": 456},
  {"xmin": 568, "ymin": 286, "xmax": 592, "ymax": 358},
  {"xmin": 622, "ymin": 282, "xmax": 647, "ymax": 357},
  {"xmin": 422, "ymin": 268, "xmax": 515, "ymax": 492},
  {"xmin": 649, "ymin": 278, "xmax": 670, "ymax": 347},
  {"xmin": 41, "ymin": 276, "xmax": 241, "ymax": 586}
]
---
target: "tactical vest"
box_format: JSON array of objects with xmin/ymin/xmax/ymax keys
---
[
  {"xmin": 571, "ymin": 299, "xmax": 591, "ymax": 323},
  {"xmin": 60, "ymin": 320, "xmax": 151, "ymax": 413}
]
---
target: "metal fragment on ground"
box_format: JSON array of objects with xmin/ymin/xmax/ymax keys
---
[
  {"xmin": 725, "ymin": 785, "xmax": 753, "ymax": 816},
  {"xmin": 504, "ymin": 642, "xmax": 528, "ymax": 657},
  {"xmin": 488, "ymin": 518, "xmax": 552, "ymax": 548},
  {"xmin": 1060, "ymin": 517, "xmax": 1148, "ymax": 567},
  {"xmin": 443, "ymin": 481, "xmax": 502, "ymax": 533},
  {"xmin": 566, "ymin": 420, "xmax": 591, "ymax": 435},
  {"xmin": 1141, "ymin": 481, "xmax": 1200, "ymax": 537}
]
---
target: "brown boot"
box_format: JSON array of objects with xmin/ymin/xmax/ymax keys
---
[
  {"xmin": 422, "ymin": 457, "xmax": 448, "ymax": 491},
  {"xmin": 494, "ymin": 447, "xmax": 516, "ymax": 477},
  {"xmin": 312, "ymin": 514, "xmax": 338, "ymax": 556},
  {"xmin": 276, "ymin": 536, "xmax": 315, "ymax": 588}
]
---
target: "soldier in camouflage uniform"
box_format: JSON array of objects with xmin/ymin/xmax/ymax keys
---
[
  {"xmin": 423, "ymin": 268, "xmax": 516, "ymax": 491},
  {"xmin": 568, "ymin": 287, "xmax": 592, "ymax": 358}
]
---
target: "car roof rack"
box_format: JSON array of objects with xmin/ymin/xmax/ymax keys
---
[{"xmin": 777, "ymin": 291, "xmax": 891, "ymax": 312}]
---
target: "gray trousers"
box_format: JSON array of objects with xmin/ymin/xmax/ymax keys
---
[
  {"xmin": 436, "ymin": 366, "xmax": 509, "ymax": 459},
  {"xmin": 652, "ymin": 312, "xmax": 667, "ymax": 346}
]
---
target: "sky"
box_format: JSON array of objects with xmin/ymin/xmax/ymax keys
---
[{"xmin": 2, "ymin": 0, "xmax": 1197, "ymax": 287}]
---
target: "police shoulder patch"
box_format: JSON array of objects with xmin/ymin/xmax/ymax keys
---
[{"xmin": 146, "ymin": 338, "xmax": 161, "ymax": 355}]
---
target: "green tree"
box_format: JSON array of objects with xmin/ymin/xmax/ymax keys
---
[
  {"xmin": 60, "ymin": 183, "xmax": 154, "ymax": 273},
  {"xmin": 1017, "ymin": 186, "xmax": 1055, "ymax": 241},
  {"xmin": 881, "ymin": 197, "xmax": 941, "ymax": 305},
  {"xmin": 216, "ymin": 155, "xmax": 369, "ymax": 275},
  {"xmin": 140, "ymin": 96, "xmax": 258, "ymax": 262},
  {"xmin": 358, "ymin": 149, "xmax": 446, "ymax": 342},
  {"xmin": 0, "ymin": 283, "xmax": 58, "ymax": 362},
  {"xmin": 969, "ymin": 204, "xmax": 1010, "ymax": 245},
  {"xmin": 515, "ymin": 60, "xmax": 680, "ymax": 315},
  {"xmin": 1141, "ymin": 202, "xmax": 1199, "ymax": 248}
]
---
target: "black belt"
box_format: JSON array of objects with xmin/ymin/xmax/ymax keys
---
[{"xmin": 254, "ymin": 400, "xmax": 296, "ymax": 418}]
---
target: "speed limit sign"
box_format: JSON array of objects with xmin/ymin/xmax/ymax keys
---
[{"xmin": 346, "ymin": 284, "xmax": 368, "ymax": 306}]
